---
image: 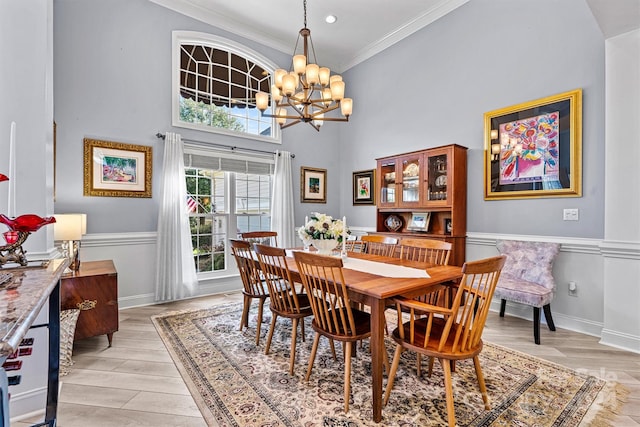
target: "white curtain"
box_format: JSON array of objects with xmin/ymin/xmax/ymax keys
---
[
  {"xmin": 155, "ymin": 132, "xmax": 198, "ymax": 302},
  {"xmin": 271, "ymin": 150, "xmax": 296, "ymax": 247}
]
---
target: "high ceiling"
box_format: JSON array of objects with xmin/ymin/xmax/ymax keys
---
[
  {"xmin": 150, "ymin": 0, "xmax": 639, "ymax": 72},
  {"xmin": 149, "ymin": 0, "xmax": 470, "ymax": 72}
]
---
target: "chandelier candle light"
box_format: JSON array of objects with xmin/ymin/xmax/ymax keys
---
[{"xmin": 255, "ymin": 0, "xmax": 353, "ymax": 131}]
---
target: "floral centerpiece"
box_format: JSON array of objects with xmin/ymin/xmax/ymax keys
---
[{"xmin": 298, "ymin": 213, "xmax": 349, "ymax": 255}]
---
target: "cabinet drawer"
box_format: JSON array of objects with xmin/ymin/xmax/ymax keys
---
[{"xmin": 61, "ymin": 273, "xmax": 118, "ymax": 341}]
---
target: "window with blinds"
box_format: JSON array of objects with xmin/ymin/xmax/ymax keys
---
[{"xmin": 184, "ymin": 148, "xmax": 274, "ymax": 275}]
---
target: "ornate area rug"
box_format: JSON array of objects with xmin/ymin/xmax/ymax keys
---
[{"xmin": 152, "ymin": 303, "xmax": 625, "ymax": 426}]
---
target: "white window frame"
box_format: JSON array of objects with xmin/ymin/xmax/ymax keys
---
[
  {"xmin": 184, "ymin": 143, "xmax": 275, "ymax": 280},
  {"xmin": 172, "ymin": 31, "xmax": 281, "ymax": 144}
]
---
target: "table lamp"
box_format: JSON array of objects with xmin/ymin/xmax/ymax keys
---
[{"xmin": 54, "ymin": 213, "xmax": 86, "ymax": 271}]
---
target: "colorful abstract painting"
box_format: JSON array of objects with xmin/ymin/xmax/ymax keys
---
[{"xmin": 498, "ymin": 112, "xmax": 559, "ymax": 185}]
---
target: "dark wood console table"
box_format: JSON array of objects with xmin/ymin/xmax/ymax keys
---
[{"xmin": 61, "ymin": 260, "xmax": 118, "ymax": 346}]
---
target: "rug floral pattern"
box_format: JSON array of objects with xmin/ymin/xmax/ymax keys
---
[{"xmin": 152, "ymin": 303, "xmax": 618, "ymax": 427}]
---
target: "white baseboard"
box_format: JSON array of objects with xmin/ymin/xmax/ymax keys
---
[{"xmin": 600, "ymin": 328, "xmax": 640, "ymax": 354}]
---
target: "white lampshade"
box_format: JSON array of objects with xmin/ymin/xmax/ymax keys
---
[
  {"xmin": 330, "ymin": 80, "xmax": 345, "ymax": 101},
  {"xmin": 273, "ymin": 69, "xmax": 287, "ymax": 89},
  {"xmin": 341, "ymin": 98, "xmax": 353, "ymax": 116},
  {"xmin": 276, "ymin": 108, "xmax": 287, "ymax": 125},
  {"xmin": 329, "ymin": 75, "xmax": 343, "ymax": 84},
  {"xmin": 312, "ymin": 113, "xmax": 324, "ymax": 127},
  {"xmin": 54, "ymin": 213, "xmax": 86, "ymax": 241},
  {"xmin": 256, "ymin": 91, "xmax": 269, "ymax": 110},
  {"xmin": 293, "ymin": 54, "xmax": 307, "ymax": 74},
  {"xmin": 305, "ymin": 64, "xmax": 319, "ymax": 84},
  {"xmin": 271, "ymin": 85, "xmax": 283, "ymax": 102},
  {"xmin": 491, "ymin": 143, "xmax": 501, "ymax": 155},
  {"xmin": 282, "ymin": 73, "xmax": 297, "ymax": 96},
  {"xmin": 318, "ymin": 67, "xmax": 330, "ymax": 85},
  {"xmin": 322, "ymin": 88, "xmax": 332, "ymax": 106}
]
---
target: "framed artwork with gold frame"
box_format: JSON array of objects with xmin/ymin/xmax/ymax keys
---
[
  {"xmin": 83, "ymin": 138, "xmax": 152, "ymax": 198},
  {"xmin": 300, "ymin": 166, "xmax": 326, "ymax": 203},
  {"xmin": 484, "ymin": 89, "xmax": 582, "ymax": 200}
]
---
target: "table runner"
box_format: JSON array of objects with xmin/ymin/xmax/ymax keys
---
[{"xmin": 285, "ymin": 250, "xmax": 429, "ymax": 278}]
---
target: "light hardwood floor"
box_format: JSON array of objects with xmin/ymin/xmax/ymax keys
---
[{"xmin": 12, "ymin": 292, "xmax": 640, "ymax": 426}]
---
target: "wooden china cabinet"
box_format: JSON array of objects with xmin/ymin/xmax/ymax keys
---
[{"xmin": 374, "ymin": 144, "xmax": 468, "ymax": 266}]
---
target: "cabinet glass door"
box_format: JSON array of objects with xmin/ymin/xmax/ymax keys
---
[
  {"xmin": 426, "ymin": 153, "xmax": 449, "ymax": 203},
  {"xmin": 379, "ymin": 160, "xmax": 396, "ymax": 205},
  {"xmin": 400, "ymin": 155, "xmax": 421, "ymax": 205}
]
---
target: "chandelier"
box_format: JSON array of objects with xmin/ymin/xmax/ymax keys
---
[{"xmin": 256, "ymin": 0, "xmax": 352, "ymax": 131}]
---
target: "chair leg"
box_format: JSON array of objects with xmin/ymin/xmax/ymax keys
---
[
  {"xmin": 440, "ymin": 358, "xmax": 457, "ymax": 427},
  {"xmin": 289, "ymin": 318, "xmax": 298, "ymax": 375},
  {"xmin": 344, "ymin": 341, "xmax": 352, "ymax": 413},
  {"xmin": 240, "ymin": 296, "xmax": 251, "ymax": 330},
  {"xmin": 499, "ymin": 299, "xmax": 506, "ymax": 317},
  {"xmin": 473, "ymin": 355, "xmax": 490, "ymax": 410},
  {"xmin": 533, "ymin": 306, "xmax": 541, "ymax": 345},
  {"xmin": 305, "ymin": 333, "xmax": 321, "ymax": 381},
  {"xmin": 383, "ymin": 346, "xmax": 403, "ymax": 405},
  {"xmin": 255, "ymin": 298, "xmax": 265, "ymax": 346},
  {"xmin": 264, "ymin": 313, "xmax": 278, "ymax": 355},
  {"xmin": 427, "ymin": 356, "xmax": 435, "ymax": 377},
  {"xmin": 300, "ymin": 318, "xmax": 306, "ymax": 341},
  {"xmin": 416, "ymin": 353, "xmax": 422, "ymax": 377},
  {"xmin": 543, "ymin": 304, "xmax": 556, "ymax": 331},
  {"xmin": 329, "ymin": 339, "xmax": 337, "ymax": 361}
]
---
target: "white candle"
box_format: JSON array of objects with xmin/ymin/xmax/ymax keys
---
[
  {"xmin": 341, "ymin": 216, "xmax": 347, "ymax": 258},
  {"xmin": 8, "ymin": 122, "xmax": 16, "ymax": 218},
  {"xmin": 305, "ymin": 216, "xmax": 308, "ymax": 225}
]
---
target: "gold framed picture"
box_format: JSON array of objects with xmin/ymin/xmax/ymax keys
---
[
  {"xmin": 83, "ymin": 138, "xmax": 152, "ymax": 198},
  {"xmin": 484, "ymin": 89, "xmax": 582, "ymax": 200},
  {"xmin": 300, "ymin": 166, "xmax": 326, "ymax": 203}
]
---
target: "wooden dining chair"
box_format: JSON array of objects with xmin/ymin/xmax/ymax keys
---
[
  {"xmin": 383, "ymin": 255, "xmax": 506, "ymax": 427},
  {"xmin": 361, "ymin": 235, "xmax": 398, "ymax": 257},
  {"xmin": 253, "ymin": 244, "xmax": 313, "ymax": 375},
  {"xmin": 293, "ymin": 250, "xmax": 388, "ymax": 412},
  {"xmin": 342, "ymin": 239, "xmax": 366, "ymax": 253},
  {"xmin": 399, "ymin": 238, "xmax": 452, "ymax": 265},
  {"xmin": 241, "ymin": 231, "xmax": 279, "ymax": 247},
  {"xmin": 230, "ymin": 239, "xmax": 269, "ymax": 345}
]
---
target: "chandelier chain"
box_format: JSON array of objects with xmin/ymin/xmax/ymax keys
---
[{"xmin": 303, "ymin": 0, "xmax": 307, "ymax": 29}]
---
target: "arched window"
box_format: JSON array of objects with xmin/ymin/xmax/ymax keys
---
[{"xmin": 172, "ymin": 31, "xmax": 279, "ymax": 142}]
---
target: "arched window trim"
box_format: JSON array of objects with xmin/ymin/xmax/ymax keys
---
[{"xmin": 172, "ymin": 31, "xmax": 281, "ymax": 144}]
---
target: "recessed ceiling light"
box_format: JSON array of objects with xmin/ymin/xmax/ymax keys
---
[{"xmin": 325, "ymin": 15, "xmax": 337, "ymax": 24}]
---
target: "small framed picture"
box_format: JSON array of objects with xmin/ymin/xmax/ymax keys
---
[
  {"xmin": 444, "ymin": 218, "xmax": 452, "ymax": 235},
  {"xmin": 407, "ymin": 212, "xmax": 431, "ymax": 232},
  {"xmin": 300, "ymin": 166, "xmax": 327, "ymax": 203},
  {"xmin": 352, "ymin": 169, "xmax": 375, "ymax": 205}
]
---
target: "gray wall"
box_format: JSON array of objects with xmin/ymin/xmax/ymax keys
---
[
  {"xmin": 54, "ymin": 0, "xmax": 342, "ymax": 232},
  {"xmin": 55, "ymin": 0, "xmax": 606, "ymax": 239},
  {"xmin": 340, "ymin": 0, "xmax": 605, "ymax": 239}
]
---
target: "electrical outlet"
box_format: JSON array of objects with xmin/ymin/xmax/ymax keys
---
[
  {"xmin": 568, "ymin": 281, "xmax": 578, "ymax": 297},
  {"xmin": 563, "ymin": 208, "xmax": 579, "ymax": 221}
]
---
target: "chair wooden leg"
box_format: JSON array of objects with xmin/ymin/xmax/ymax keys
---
[
  {"xmin": 305, "ymin": 333, "xmax": 321, "ymax": 381},
  {"xmin": 383, "ymin": 345, "xmax": 403, "ymax": 406},
  {"xmin": 240, "ymin": 296, "xmax": 251, "ymax": 330},
  {"xmin": 440, "ymin": 358, "xmax": 457, "ymax": 427},
  {"xmin": 473, "ymin": 355, "xmax": 490, "ymax": 409},
  {"xmin": 329, "ymin": 339, "xmax": 337, "ymax": 361},
  {"xmin": 300, "ymin": 318, "xmax": 306, "ymax": 341},
  {"xmin": 416, "ymin": 353, "xmax": 422, "ymax": 377},
  {"xmin": 264, "ymin": 313, "xmax": 278, "ymax": 355},
  {"xmin": 499, "ymin": 299, "xmax": 506, "ymax": 317},
  {"xmin": 543, "ymin": 304, "xmax": 556, "ymax": 331},
  {"xmin": 255, "ymin": 298, "xmax": 265, "ymax": 345},
  {"xmin": 344, "ymin": 341, "xmax": 352, "ymax": 413},
  {"xmin": 427, "ymin": 356, "xmax": 435, "ymax": 377},
  {"xmin": 533, "ymin": 306, "xmax": 541, "ymax": 345},
  {"xmin": 289, "ymin": 318, "xmax": 298, "ymax": 375}
]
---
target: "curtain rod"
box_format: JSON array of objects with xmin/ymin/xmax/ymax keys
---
[{"xmin": 155, "ymin": 133, "xmax": 295, "ymax": 158}]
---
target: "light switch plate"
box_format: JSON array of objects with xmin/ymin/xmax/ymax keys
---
[{"xmin": 563, "ymin": 208, "xmax": 579, "ymax": 221}]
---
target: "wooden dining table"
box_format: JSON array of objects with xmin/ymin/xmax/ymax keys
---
[{"xmin": 277, "ymin": 250, "xmax": 463, "ymax": 423}]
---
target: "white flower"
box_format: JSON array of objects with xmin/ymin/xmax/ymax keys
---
[{"xmin": 298, "ymin": 213, "xmax": 349, "ymax": 242}]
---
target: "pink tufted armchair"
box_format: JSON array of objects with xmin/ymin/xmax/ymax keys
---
[{"xmin": 495, "ymin": 240, "xmax": 560, "ymax": 344}]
